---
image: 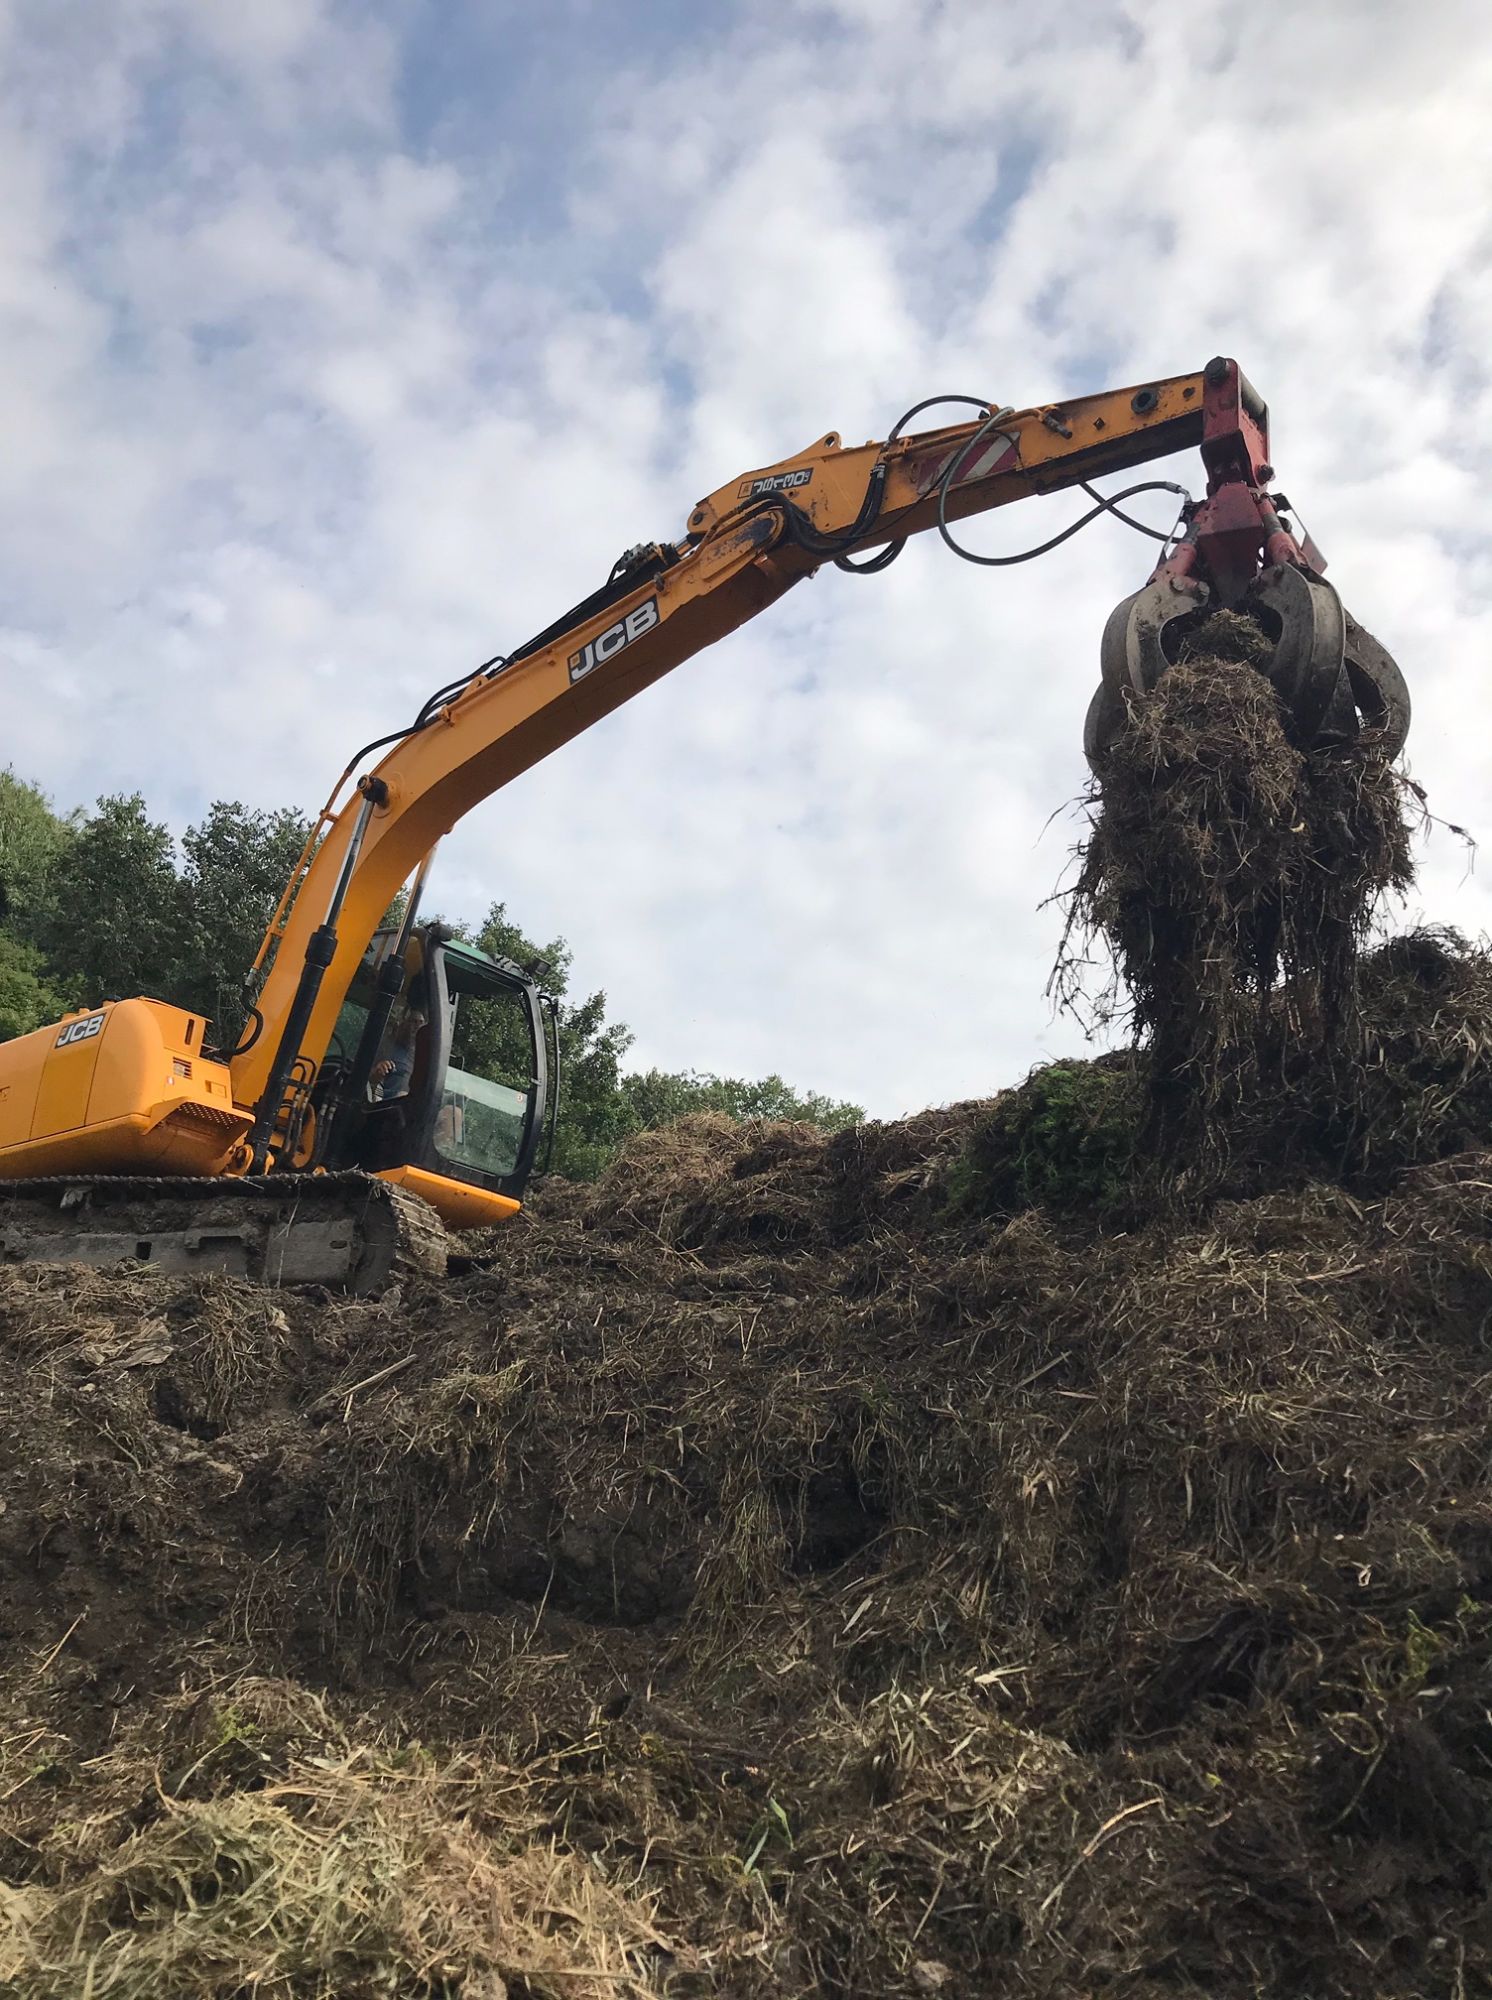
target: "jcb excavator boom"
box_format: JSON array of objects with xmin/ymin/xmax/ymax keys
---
[{"xmin": 0, "ymin": 357, "xmax": 1407, "ymax": 1290}]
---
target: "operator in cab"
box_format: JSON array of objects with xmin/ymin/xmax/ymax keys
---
[
  {"xmin": 368, "ymin": 989, "xmax": 465, "ymax": 1157},
  {"xmin": 372, "ymin": 996, "xmax": 426, "ymax": 1101}
]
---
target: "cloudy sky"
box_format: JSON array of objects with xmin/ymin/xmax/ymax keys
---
[{"xmin": 1, "ymin": 0, "xmax": 1488, "ymax": 1116}]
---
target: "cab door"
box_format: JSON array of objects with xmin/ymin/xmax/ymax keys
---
[{"xmin": 412, "ymin": 941, "xmax": 549, "ymax": 1202}]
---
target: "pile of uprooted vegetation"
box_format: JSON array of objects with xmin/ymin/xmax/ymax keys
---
[
  {"xmin": 957, "ymin": 925, "xmax": 1492, "ymax": 1225},
  {"xmin": 5, "ymin": 938, "xmax": 1492, "ymax": 1996}
]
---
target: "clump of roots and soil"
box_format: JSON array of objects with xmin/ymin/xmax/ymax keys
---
[{"xmin": 1062, "ymin": 614, "xmax": 1418, "ymax": 1187}]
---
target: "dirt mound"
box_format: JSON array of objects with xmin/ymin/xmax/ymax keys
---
[
  {"xmin": 5, "ymin": 1062, "xmax": 1492, "ymax": 1993},
  {"xmin": 579, "ymin": 1104, "xmax": 982, "ymax": 1252}
]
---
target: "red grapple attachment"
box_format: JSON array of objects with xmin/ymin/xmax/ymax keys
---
[{"xmin": 1084, "ymin": 357, "xmax": 1410, "ymax": 768}]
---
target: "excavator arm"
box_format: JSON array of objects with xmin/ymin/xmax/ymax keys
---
[
  {"xmin": 231, "ymin": 356, "xmax": 1408, "ymax": 1152},
  {"xmin": 233, "ymin": 364, "xmax": 1206, "ymax": 1125}
]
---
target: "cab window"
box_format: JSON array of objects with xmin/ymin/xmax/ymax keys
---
[
  {"xmin": 326, "ymin": 937, "xmax": 404, "ymax": 1078},
  {"xmin": 437, "ymin": 965, "xmax": 535, "ymax": 1180},
  {"xmin": 326, "ymin": 959, "xmax": 380, "ymax": 1066}
]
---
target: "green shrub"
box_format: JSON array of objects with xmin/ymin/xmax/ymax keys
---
[{"xmin": 949, "ymin": 1055, "xmax": 1141, "ymax": 1219}]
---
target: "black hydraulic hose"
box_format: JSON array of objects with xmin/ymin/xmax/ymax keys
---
[
  {"xmin": 835, "ymin": 539, "xmax": 905, "ymax": 574},
  {"xmin": 1077, "ymin": 479, "xmax": 1187, "ymax": 544},
  {"xmin": 540, "ymin": 996, "xmax": 561, "ymax": 1176},
  {"xmin": 885, "ymin": 393, "xmax": 998, "ymax": 443},
  {"xmin": 789, "ymin": 393, "xmax": 1002, "ymax": 566},
  {"xmin": 938, "ymin": 447, "xmax": 1191, "ymax": 567},
  {"xmin": 218, "ymin": 1004, "xmax": 264, "ymax": 1061}
]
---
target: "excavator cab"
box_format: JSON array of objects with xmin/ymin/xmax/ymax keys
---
[{"xmin": 317, "ymin": 927, "xmax": 553, "ymax": 1222}]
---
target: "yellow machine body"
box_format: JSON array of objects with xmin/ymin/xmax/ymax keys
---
[
  {"xmin": 0, "ymin": 1001, "xmax": 521, "ymax": 1234},
  {"xmin": 376, "ymin": 1164, "xmax": 521, "ymax": 1228},
  {"xmin": 0, "ymin": 1001, "xmax": 250, "ymax": 1178}
]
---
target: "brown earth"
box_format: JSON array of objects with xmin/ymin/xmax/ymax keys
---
[{"xmin": 4, "ymin": 1079, "xmax": 1492, "ymax": 1996}]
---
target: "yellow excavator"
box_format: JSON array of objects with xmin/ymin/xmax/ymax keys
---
[{"xmin": 0, "ymin": 358, "xmax": 1408, "ymax": 1289}]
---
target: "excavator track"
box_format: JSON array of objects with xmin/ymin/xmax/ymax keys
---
[{"xmin": 0, "ymin": 1172, "xmax": 449, "ymax": 1294}]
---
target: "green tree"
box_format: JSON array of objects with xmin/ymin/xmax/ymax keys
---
[
  {"xmin": 41, "ymin": 794, "xmax": 185, "ymax": 1007},
  {"xmin": 0, "ymin": 770, "xmax": 72, "ymax": 940},
  {"xmin": 542, "ymin": 984, "xmax": 639, "ymax": 1178},
  {"xmin": 179, "ymin": 801, "xmax": 312, "ymax": 1039},
  {"xmin": 620, "ymin": 1067, "xmax": 862, "ymax": 1131},
  {"xmin": 0, "ymin": 933, "xmax": 67, "ymax": 1041}
]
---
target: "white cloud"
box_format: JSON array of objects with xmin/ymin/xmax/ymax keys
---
[
  {"xmin": 0, "ymin": 0, "xmax": 1488, "ymax": 1114},
  {"xmin": 189, "ymin": 0, "xmax": 327, "ymax": 70}
]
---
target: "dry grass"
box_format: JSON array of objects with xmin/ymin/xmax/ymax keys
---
[
  {"xmin": 323, "ymin": 1361, "xmax": 531, "ymax": 1631},
  {"xmin": 0, "ymin": 1678, "xmax": 679, "ymax": 1998}
]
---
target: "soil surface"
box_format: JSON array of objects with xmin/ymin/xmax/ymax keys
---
[{"xmin": 4, "ymin": 1097, "xmax": 1492, "ymax": 1996}]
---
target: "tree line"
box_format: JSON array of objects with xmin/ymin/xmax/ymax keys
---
[{"xmin": 0, "ymin": 772, "xmax": 861, "ymax": 1177}]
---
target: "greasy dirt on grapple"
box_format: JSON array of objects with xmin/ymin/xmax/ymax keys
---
[
  {"xmin": 1064, "ymin": 614, "xmax": 1415, "ymax": 1183},
  {"xmin": 7, "ymin": 1073, "xmax": 1492, "ymax": 1995}
]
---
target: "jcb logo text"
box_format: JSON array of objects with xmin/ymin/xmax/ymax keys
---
[
  {"xmin": 568, "ymin": 598, "xmax": 660, "ymax": 685},
  {"xmin": 56, "ymin": 1013, "xmax": 105, "ymax": 1049}
]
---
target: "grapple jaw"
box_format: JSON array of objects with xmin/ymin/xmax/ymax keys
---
[
  {"xmin": 1083, "ymin": 357, "xmax": 1410, "ymax": 768},
  {"xmin": 1085, "ymin": 564, "xmax": 1409, "ymax": 765}
]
